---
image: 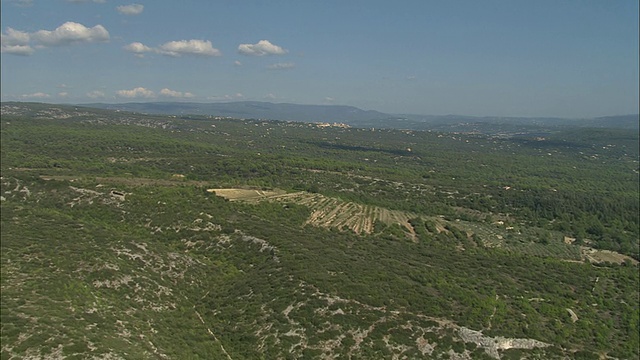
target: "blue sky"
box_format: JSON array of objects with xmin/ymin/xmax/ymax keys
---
[{"xmin": 1, "ymin": 0, "xmax": 638, "ymax": 117}]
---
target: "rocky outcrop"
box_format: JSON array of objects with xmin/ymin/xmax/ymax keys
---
[{"xmin": 457, "ymin": 327, "xmax": 550, "ymax": 359}]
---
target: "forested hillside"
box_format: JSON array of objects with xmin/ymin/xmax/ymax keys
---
[{"xmin": 1, "ymin": 102, "xmax": 638, "ymax": 359}]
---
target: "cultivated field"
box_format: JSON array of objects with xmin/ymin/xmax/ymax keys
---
[{"xmin": 209, "ymin": 189, "xmax": 418, "ymax": 235}]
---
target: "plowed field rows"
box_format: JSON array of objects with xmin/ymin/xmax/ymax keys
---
[{"xmin": 210, "ymin": 189, "xmax": 418, "ymax": 235}]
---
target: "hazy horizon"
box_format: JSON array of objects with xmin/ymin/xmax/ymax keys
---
[{"xmin": 3, "ymin": 98, "xmax": 640, "ymax": 120}]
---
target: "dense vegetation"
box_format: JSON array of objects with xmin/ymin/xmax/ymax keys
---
[{"xmin": 1, "ymin": 102, "xmax": 638, "ymax": 359}]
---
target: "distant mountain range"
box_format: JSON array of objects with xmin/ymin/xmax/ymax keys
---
[
  {"xmin": 82, "ymin": 101, "xmax": 639, "ymax": 131},
  {"xmin": 84, "ymin": 101, "xmax": 389, "ymax": 123}
]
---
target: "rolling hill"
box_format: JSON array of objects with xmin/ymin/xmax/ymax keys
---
[
  {"xmin": 83, "ymin": 101, "xmax": 639, "ymax": 132},
  {"xmin": 1, "ymin": 102, "xmax": 638, "ymax": 359}
]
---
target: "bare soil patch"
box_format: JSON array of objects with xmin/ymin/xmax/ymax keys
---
[
  {"xmin": 581, "ymin": 247, "xmax": 638, "ymax": 265},
  {"xmin": 207, "ymin": 188, "xmax": 287, "ymax": 201}
]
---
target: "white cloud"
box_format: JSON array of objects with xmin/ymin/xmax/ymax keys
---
[
  {"xmin": 123, "ymin": 41, "xmax": 152, "ymax": 57},
  {"xmin": 1, "ymin": 28, "xmax": 30, "ymax": 46},
  {"xmin": 324, "ymin": 97, "xmax": 335, "ymax": 102},
  {"xmin": 157, "ymin": 39, "xmax": 221, "ymax": 57},
  {"xmin": 159, "ymin": 88, "xmax": 195, "ymax": 98},
  {"xmin": 117, "ymin": 4, "xmax": 144, "ymax": 15},
  {"xmin": 1, "ymin": 27, "xmax": 34, "ymax": 55},
  {"xmin": 31, "ymin": 22, "xmax": 109, "ymax": 47},
  {"xmin": 58, "ymin": 92, "xmax": 69, "ymax": 97},
  {"xmin": 159, "ymin": 88, "xmax": 181, "ymax": 97},
  {"xmin": 1, "ymin": 22, "xmax": 109, "ymax": 54},
  {"xmin": 116, "ymin": 87, "xmax": 155, "ymax": 98},
  {"xmin": 20, "ymin": 92, "xmax": 50, "ymax": 99},
  {"xmin": 238, "ymin": 40, "xmax": 287, "ymax": 56},
  {"xmin": 86, "ymin": 90, "xmax": 106, "ymax": 99},
  {"xmin": 123, "ymin": 39, "xmax": 222, "ymax": 58},
  {"xmin": 267, "ymin": 62, "xmax": 295, "ymax": 70},
  {"xmin": 234, "ymin": 60, "xmax": 242, "ymax": 66},
  {"xmin": 264, "ymin": 93, "xmax": 277, "ymax": 100},
  {"xmin": 1, "ymin": 44, "xmax": 34, "ymax": 55}
]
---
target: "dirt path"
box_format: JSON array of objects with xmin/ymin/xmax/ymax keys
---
[{"xmin": 194, "ymin": 309, "xmax": 233, "ymax": 360}]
